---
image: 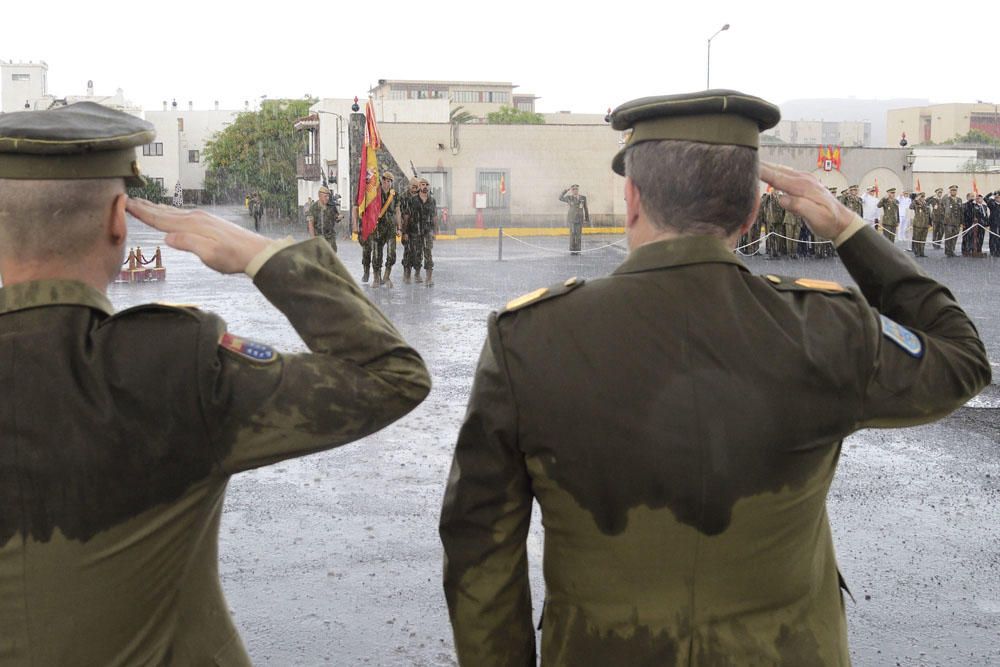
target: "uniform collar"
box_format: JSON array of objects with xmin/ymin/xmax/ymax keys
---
[
  {"xmin": 0, "ymin": 279, "xmax": 114, "ymax": 316},
  {"xmin": 613, "ymin": 234, "xmax": 749, "ymax": 276}
]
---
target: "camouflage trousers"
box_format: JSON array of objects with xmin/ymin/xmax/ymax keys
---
[
  {"xmin": 373, "ymin": 222, "xmax": 397, "ymax": 271},
  {"xmin": 359, "ymin": 233, "xmax": 374, "ymax": 270},
  {"xmin": 881, "ymin": 223, "xmax": 898, "ymax": 243},
  {"xmin": 321, "ymin": 233, "xmax": 338, "ymax": 253},
  {"xmin": 912, "ymin": 225, "xmax": 929, "ymax": 256},
  {"xmin": 932, "ymin": 220, "xmax": 944, "ymax": 246},
  {"xmin": 944, "ymin": 224, "xmax": 959, "ymax": 256},
  {"xmin": 410, "ymin": 228, "xmax": 435, "ymax": 271}
]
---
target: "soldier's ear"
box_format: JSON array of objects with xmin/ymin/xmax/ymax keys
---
[{"xmin": 109, "ymin": 193, "xmax": 128, "ymax": 246}]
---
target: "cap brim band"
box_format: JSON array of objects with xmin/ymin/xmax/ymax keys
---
[
  {"xmin": 611, "ymin": 113, "xmax": 760, "ymax": 175},
  {"xmin": 0, "ymin": 149, "xmax": 145, "ymax": 186}
]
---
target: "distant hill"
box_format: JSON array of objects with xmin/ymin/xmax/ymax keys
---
[{"xmin": 778, "ymin": 98, "xmax": 929, "ymax": 147}]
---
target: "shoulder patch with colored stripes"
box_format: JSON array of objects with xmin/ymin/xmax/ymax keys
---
[
  {"xmin": 879, "ymin": 314, "xmax": 923, "ymax": 358},
  {"xmin": 762, "ymin": 274, "xmax": 850, "ymax": 294},
  {"xmin": 219, "ymin": 332, "xmax": 279, "ymax": 363}
]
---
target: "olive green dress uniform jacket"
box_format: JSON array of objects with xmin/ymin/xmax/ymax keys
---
[
  {"xmin": 440, "ymin": 224, "xmax": 989, "ymax": 666},
  {"xmin": 0, "ymin": 238, "xmax": 430, "ymax": 666}
]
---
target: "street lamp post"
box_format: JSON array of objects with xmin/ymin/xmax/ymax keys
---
[{"xmin": 706, "ymin": 24, "xmax": 730, "ymax": 89}]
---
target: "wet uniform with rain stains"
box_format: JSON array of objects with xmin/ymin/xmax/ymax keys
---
[
  {"xmin": 439, "ymin": 89, "xmax": 991, "ymax": 667},
  {"xmin": 0, "ymin": 239, "xmax": 431, "ymax": 665}
]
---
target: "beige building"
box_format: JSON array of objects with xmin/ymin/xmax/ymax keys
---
[
  {"xmin": 887, "ymin": 102, "xmax": 1000, "ymax": 146},
  {"xmin": 369, "ymin": 79, "xmax": 537, "ymax": 121}
]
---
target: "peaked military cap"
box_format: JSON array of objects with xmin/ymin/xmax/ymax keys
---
[
  {"xmin": 0, "ymin": 102, "xmax": 154, "ymax": 186},
  {"xmin": 949, "ymin": 184, "xmax": 959, "ymax": 189},
  {"xmin": 935, "ymin": 187, "xmax": 944, "ymax": 193},
  {"xmin": 608, "ymin": 89, "xmax": 781, "ymax": 175},
  {"xmin": 886, "ymin": 188, "xmax": 897, "ymax": 193},
  {"xmin": 849, "ymin": 184, "xmax": 859, "ymax": 189}
]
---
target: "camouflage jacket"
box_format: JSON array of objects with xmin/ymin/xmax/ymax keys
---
[
  {"xmin": 877, "ymin": 197, "xmax": 900, "ymax": 226},
  {"xmin": 927, "ymin": 196, "xmax": 945, "ymax": 222},
  {"xmin": 840, "ymin": 193, "xmax": 864, "ymax": 218},
  {"xmin": 0, "ymin": 239, "xmax": 430, "ymax": 666},
  {"xmin": 307, "ymin": 201, "xmax": 340, "ymax": 238},
  {"xmin": 408, "ymin": 194, "xmax": 437, "ymax": 236},
  {"xmin": 377, "ymin": 188, "xmax": 400, "ymax": 234},
  {"xmin": 440, "ymin": 225, "xmax": 989, "ymax": 666}
]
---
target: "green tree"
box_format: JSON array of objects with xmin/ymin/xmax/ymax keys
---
[
  {"xmin": 486, "ymin": 106, "xmax": 545, "ymax": 125},
  {"xmin": 127, "ymin": 177, "xmax": 166, "ymax": 203},
  {"xmin": 203, "ymin": 98, "xmax": 314, "ymax": 219},
  {"xmin": 942, "ymin": 129, "xmax": 1000, "ymax": 146}
]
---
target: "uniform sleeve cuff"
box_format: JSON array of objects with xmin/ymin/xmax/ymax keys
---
[
  {"xmin": 833, "ymin": 216, "xmax": 867, "ymax": 248},
  {"xmin": 245, "ymin": 237, "xmax": 296, "ymax": 278}
]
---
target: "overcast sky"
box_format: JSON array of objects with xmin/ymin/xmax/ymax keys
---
[{"xmin": 3, "ymin": 0, "xmax": 995, "ymax": 114}]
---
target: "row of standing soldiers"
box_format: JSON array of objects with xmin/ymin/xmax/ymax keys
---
[
  {"xmin": 739, "ymin": 184, "xmax": 973, "ymax": 258},
  {"xmin": 305, "ymin": 177, "xmax": 438, "ymax": 286}
]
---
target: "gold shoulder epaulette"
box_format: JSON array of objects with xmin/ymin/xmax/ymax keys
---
[
  {"xmin": 763, "ymin": 274, "xmax": 849, "ymax": 294},
  {"xmin": 500, "ymin": 276, "xmax": 585, "ymax": 316}
]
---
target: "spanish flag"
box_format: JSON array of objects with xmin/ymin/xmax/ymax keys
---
[{"xmin": 356, "ymin": 99, "xmax": 383, "ymax": 242}]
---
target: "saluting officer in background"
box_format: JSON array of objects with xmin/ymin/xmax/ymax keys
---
[
  {"xmin": 0, "ymin": 103, "xmax": 430, "ymax": 666},
  {"xmin": 439, "ymin": 90, "xmax": 990, "ymax": 666},
  {"xmin": 559, "ymin": 183, "xmax": 589, "ymax": 254}
]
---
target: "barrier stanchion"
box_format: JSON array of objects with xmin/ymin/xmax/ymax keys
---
[{"xmin": 498, "ymin": 225, "xmax": 504, "ymax": 261}]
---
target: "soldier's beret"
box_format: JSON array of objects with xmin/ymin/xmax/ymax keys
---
[
  {"xmin": 318, "ymin": 185, "xmax": 332, "ymax": 195},
  {"xmin": 608, "ymin": 89, "xmax": 780, "ymax": 176},
  {"xmin": 0, "ymin": 102, "xmax": 154, "ymax": 186}
]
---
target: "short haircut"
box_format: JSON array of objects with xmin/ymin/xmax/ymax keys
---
[
  {"xmin": 0, "ymin": 178, "xmax": 124, "ymax": 261},
  {"xmin": 624, "ymin": 140, "xmax": 759, "ymax": 237}
]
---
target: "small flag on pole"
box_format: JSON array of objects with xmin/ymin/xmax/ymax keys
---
[{"xmin": 499, "ymin": 173, "xmax": 506, "ymax": 195}]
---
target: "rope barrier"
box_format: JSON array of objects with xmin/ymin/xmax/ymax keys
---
[{"xmin": 500, "ymin": 230, "xmax": 627, "ymax": 254}]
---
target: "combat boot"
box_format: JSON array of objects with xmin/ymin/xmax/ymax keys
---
[
  {"xmin": 362, "ymin": 266, "xmax": 370, "ymax": 283},
  {"xmin": 414, "ymin": 269, "xmax": 424, "ymax": 283},
  {"xmin": 372, "ymin": 269, "xmax": 382, "ymax": 288},
  {"xmin": 425, "ymin": 269, "xmax": 434, "ymax": 287},
  {"xmin": 403, "ymin": 267, "xmax": 412, "ymax": 284},
  {"xmin": 382, "ymin": 266, "xmax": 393, "ymax": 288}
]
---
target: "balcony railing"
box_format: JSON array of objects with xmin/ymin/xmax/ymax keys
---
[{"xmin": 297, "ymin": 154, "xmax": 322, "ymax": 181}]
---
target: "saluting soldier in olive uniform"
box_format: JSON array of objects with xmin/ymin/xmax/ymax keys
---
[
  {"xmin": 559, "ymin": 184, "xmax": 590, "ymax": 254},
  {"xmin": 927, "ymin": 187, "xmax": 946, "ymax": 249},
  {"xmin": 0, "ymin": 103, "xmax": 431, "ymax": 666},
  {"xmin": 439, "ymin": 90, "xmax": 990, "ymax": 666},
  {"xmin": 306, "ymin": 184, "xmax": 341, "ymax": 252},
  {"xmin": 910, "ymin": 191, "xmax": 931, "ymax": 256},
  {"xmin": 877, "ymin": 187, "xmax": 900, "ymax": 241},
  {"xmin": 942, "ymin": 184, "xmax": 965, "ymax": 257},
  {"xmin": 371, "ymin": 170, "xmax": 401, "ymax": 288}
]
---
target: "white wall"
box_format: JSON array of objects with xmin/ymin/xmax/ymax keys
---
[
  {"xmin": 142, "ymin": 109, "xmax": 241, "ymax": 193},
  {"xmin": 1, "ymin": 61, "xmax": 47, "ymax": 112}
]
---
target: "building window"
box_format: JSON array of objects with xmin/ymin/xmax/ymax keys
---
[
  {"xmin": 177, "ymin": 118, "xmax": 184, "ymax": 131},
  {"xmin": 389, "ymin": 90, "xmax": 406, "ymax": 100},
  {"xmin": 477, "ymin": 170, "xmax": 508, "ymax": 208},
  {"xmin": 188, "ymin": 150, "xmax": 200, "ymax": 163},
  {"xmin": 142, "ymin": 143, "xmax": 164, "ymax": 157},
  {"xmin": 484, "ymin": 91, "xmax": 509, "ymax": 104},
  {"xmin": 152, "ymin": 177, "xmax": 165, "ymax": 190},
  {"xmin": 453, "ymin": 90, "xmax": 479, "ymax": 103},
  {"xmin": 11, "ymin": 73, "xmax": 30, "ymax": 82}
]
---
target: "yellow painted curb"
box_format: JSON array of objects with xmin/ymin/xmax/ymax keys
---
[{"xmin": 351, "ymin": 227, "xmax": 624, "ymax": 242}]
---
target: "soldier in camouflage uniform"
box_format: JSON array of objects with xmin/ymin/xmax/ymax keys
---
[
  {"xmin": 927, "ymin": 187, "xmax": 945, "ymax": 249},
  {"xmin": 877, "ymin": 187, "xmax": 900, "ymax": 242},
  {"xmin": 909, "ymin": 192, "xmax": 931, "ymax": 257},
  {"xmin": 408, "ymin": 177, "xmax": 437, "ymax": 286},
  {"xmin": 400, "ymin": 179, "xmax": 419, "ymax": 283},
  {"xmin": 371, "ymin": 170, "xmax": 401, "ymax": 288},
  {"xmin": 764, "ymin": 189, "xmax": 786, "ymax": 258},
  {"xmin": 942, "ymin": 184, "xmax": 965, "ymax": 257},
  {"xmin": 439, "ymin": 90, "xmax": 989, "ymax": 666},
  {"xmin": 0, "ymin": 103, "xmax": 431, "ymax": 666},
  {"xmin": 781, "ymin": 204, "xmax": 802, "ymax": 258},
  {"xmin": 306, "ymin": 184, "xmax": 341, "ymax": 252}
]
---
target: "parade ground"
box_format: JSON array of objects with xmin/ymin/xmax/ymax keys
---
[{"xmin": 111, "ymin": 207, "xmax": 1000, "ymax": 666}]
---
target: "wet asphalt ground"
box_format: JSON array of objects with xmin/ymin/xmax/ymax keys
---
[{"xmin": 111, "ymin": 207, "xmax": 999, "ymax": 666}]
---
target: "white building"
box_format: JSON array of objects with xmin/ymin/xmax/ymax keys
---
[
  {"xmin": 1, "ymin": 60, "xmax": 48, "ymax": 112},
  {"xmin": 141, "ymin": 103, "xmax": 241, "ymax": 200}
]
